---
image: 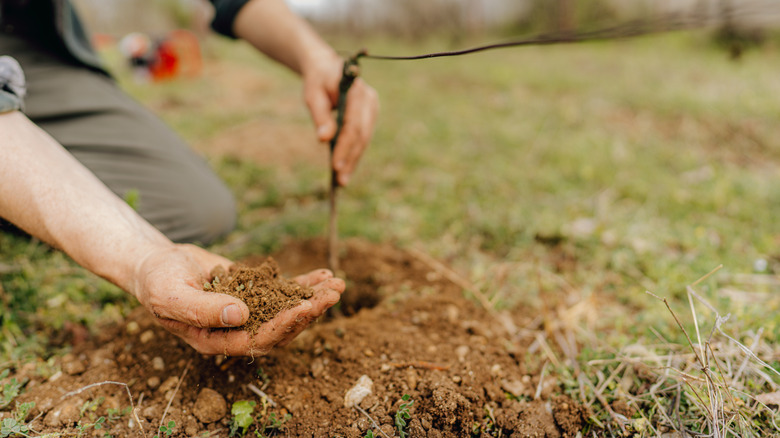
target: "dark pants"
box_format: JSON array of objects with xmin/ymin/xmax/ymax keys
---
[{"xmin": 0, "ymin": 33, "xmax": 236, "ymax": 245}]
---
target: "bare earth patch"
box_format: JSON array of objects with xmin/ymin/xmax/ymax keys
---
[{"xmin": 8, "ymin": 239, "xmax": 590, "ymax": 437}]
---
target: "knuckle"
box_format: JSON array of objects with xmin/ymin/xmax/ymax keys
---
[{"xmin": 186, "ymin": 306, "xmax": 212, "ymax": 328}]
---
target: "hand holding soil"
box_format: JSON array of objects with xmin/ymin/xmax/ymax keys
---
[{"xmin": 131, "ymin": 244, "xmax": 344, "ymax": 356}]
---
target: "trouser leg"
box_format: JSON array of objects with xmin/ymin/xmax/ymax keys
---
[{"xmin": 0, "ymin": 34, "xmax": 236, "ymax": 245}]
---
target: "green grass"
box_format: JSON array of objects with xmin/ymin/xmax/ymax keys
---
[{"xmin": 2, "ymin": 30, "xmax": 780, "ymax": 434}]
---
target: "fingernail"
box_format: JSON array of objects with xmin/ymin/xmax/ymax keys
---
[
  {"xmin": 340, "ymin": 173, "xmax": 351, "ymax": 185},
  {"xmin": 221, "ymin": 304, "xmax": 242, "ymax": 326}
]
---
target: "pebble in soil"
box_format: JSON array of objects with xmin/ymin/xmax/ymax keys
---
[{"xmin": 205, "ymin": 257, "xmax": 313, "ymax": 333}]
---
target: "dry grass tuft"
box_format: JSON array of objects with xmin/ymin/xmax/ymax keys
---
[{"xmin": 572, "ymin": 266, "xmax": 780, "ymax": 437}]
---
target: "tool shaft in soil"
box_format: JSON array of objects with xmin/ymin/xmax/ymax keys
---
[
  {"xmin": 328, "ymin": 57, "xmax": 360, "ymax": 272},
  {"xmin": 328, "ymin": 170, "xmax": 339, "ymax": 271}
]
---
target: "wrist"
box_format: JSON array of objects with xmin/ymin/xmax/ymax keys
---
[{"xmin": 299, "ymin": 46, "xmax": 341, "ymax": 79}]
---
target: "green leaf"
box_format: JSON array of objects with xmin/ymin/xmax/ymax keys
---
[{"xmin": 231, "ymin": 400, "xmax": 256, "ymax": 430}]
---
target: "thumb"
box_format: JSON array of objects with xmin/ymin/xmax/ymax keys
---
[
  {"xmin": 153, "ymin": 286, "xmax": 249, "ymax": 329},
  {"xmin": 305, "ymin": 87, "xmax": 337, "ymax": 142}
]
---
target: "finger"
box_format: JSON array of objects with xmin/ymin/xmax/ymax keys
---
[
  {"xmin": 157, "ymin": 318, "xmax": 258, "ymax": 356},
  {"xmin": 332, "ymin": 119, "xmax": 359, "ymax": 185},
  {"xmin": 276, "ymin": 282, "xmax": 343, "ymax": 346},
  {"xmin": 343, "ymin": 85, "xmax": 378, "ymax": 181},
  {"xmin": 334, "ymin": 81, "xmax": 378, "ymax": 186},
  {"xmin": 250, "ymin": 300, "xmax": 313, "ymax": 350},
  {"xmin": 304, "ymin": 87, "xmax": 336, "ymax": 142},
  {"xmin": 293, "ymin": 269, "xmax": 333, "ymax": 287},
  {"xmin": 147, "ymin": 285, "xmax": 249, "ymax": 329},
  {"xmin": 158, "ymin": 300, "xmax": 313, "ymax": 356}
]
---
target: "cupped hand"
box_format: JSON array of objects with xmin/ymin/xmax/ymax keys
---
[
  {"xmin": 132, "ymin": 244, "xmax": 345, "ymax": 355},
  {"xmin": 303, "ymin": 52, "xmax": 379, "ymax": 186}
]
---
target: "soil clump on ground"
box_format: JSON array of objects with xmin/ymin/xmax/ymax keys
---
[
  {"xmin": 207, "ymin": 257, "xmax": 313, "ymax": 332},
  {"xmin": 4, "ymin": 238, "xmax": 590, "ymax": 437}
]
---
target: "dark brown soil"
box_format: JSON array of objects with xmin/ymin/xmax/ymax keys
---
[
  {"xmin": 207, "ymin": 257, "xmax": 313, "ymax": 332},
  {"xmin": 3, "ymin": 239, "xmax": 591, "ymax": 437}
]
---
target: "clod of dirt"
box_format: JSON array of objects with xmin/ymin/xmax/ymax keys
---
[
  {"xmin": 206, "ymin": 257, "xmax": 313, "ymax": 333},
  {"xmin": 192, "ymin": 388, "xmax": 227, "ymax": 424}
]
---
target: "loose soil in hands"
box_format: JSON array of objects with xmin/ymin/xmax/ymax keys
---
[
  {"xmin": 207, "ymin": 258, "xmax": 313, "ymax": 332},
  {"xmin": 4, "ymin": 239, "xmax": 590, "ymax": 437}
]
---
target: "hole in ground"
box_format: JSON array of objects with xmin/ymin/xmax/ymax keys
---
[{"xmin": 243, "ymin": 237, "xmax": 446, "ymax": 316}]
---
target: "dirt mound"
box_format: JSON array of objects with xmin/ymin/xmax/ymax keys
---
[{"xmin": 5, "ymin": 239, "xmax": 590, "ymax": 437}]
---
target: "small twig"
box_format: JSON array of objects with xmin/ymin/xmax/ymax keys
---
[
  {"xmin": 219, "ymin": 357, "xmax": 240, "ymax": 371},
  {"xmin": 595, "ymin": 362, "xmax": 625, "ymax": 397},
  {"xmin": 534, "ymin": 361, "xmax": 549, "ymax": 400},
  {"xmin": 715, "ymin": 323, "xmax": 780, "ymax": 379},
  {"xmin": 534, "ymin": 332, "xmax": 562, "ymax": 369},
  {"xmin": 707, "ymin": 343, "xmax": 749, "ymax": 435},
  {"xmin": 691, "ymin": 265, "xmax": 723, "ymax": 287},
  {"xmin": 389, "ymin": 361, "xmax": 450, "ymax": 371},
  {"xmin": 355, "ymin": 406, "xmax": 391, "ymax": 438},
  {"xmin": 645, "ymin": 291, "xmax": 705, "ymax": 368},
  {"xmin": 59, "ymin": 380, "xmax": 146, "ymax": 438},
  {"xmin": 733, "ymin": 328, "xmax": 762, "ymax": 384},
  {"xmin": 159, "ymin": 360, "xmax": 191, "ymax": 431},
  {"xmin": 580, "ymin": 372, "xmax": 627, "ymax": 434},
  {"xmin": 247, "ymin": 383, "xmax": 277, "ymax": 407},
  {"xmin": 651, "ymin": 393, "xmax": 681, "ymax": 434},
  {"xmin": 687, "ymin": 289, "xmax": 705, "ymax": 367}
]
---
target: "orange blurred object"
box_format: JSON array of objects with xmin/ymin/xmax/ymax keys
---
[{"xmin": 149, "ymin": 29, "xmax": 202, "ymax": 81}]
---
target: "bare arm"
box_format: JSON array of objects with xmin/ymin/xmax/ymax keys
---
[
  {"xmin": 233, "ymin": 0, "xmax": 379, "ymax": 186},
  {"xmin": 0, "ymin": 111, "xmax": 169, "ymax": 288},
  {"xmin": 0, "ymin": 111, "xmax": 344, "ymax": 355}
]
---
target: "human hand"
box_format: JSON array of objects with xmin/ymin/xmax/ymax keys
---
[
  {"xmin": 132, "ymin": 244, "xmax": 345, "ymax": 355},
  {"xmin": 303, "ymin": 52, "xmax": 379, "ymax": 186}
]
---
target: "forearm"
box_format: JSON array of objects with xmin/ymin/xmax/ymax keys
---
[
  {"xmin": 232, "ymin": 0, "xmax": 339, "ymax": 76},
  {"xmin": 0, "ymin": 111, "xmax": 172, "ymax": 295}
]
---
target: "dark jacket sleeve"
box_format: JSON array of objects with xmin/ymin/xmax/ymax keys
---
[
  {"xmin": 0, "ymin": 56, "xmax": 26, "ymax": 113},
  {"xmin": 209, "ymin": 0, "xmax": 253, "ymax": 39}
]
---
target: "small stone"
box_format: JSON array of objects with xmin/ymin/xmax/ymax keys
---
[
  {"xmin": 445, "ymin": 305, "xmax": 459, "ymax": 323},
  {"xmin": 140, "ymin": 330, "xmax": 155, "ymax": 344},
  {"xmin": 184, "ymin": 415, "xmax": 199, "ymax": 436},
  {"xmin": 491, "ymin": 364, "xmax": 503, "ymax": 377},
  {"xmin": 147, "ymin": 377, "xmax": 161, "ymax": 389},
  {"xmin": 452, "ymin": 375, "xmax": 462, "ymax": 384},
  {"xmin": 214, "ymin": 355, "xmax": 225, "ymax": 366},
  {"xmin": 62, "ymin": 355, "xmax": 86, "ymax": 376},
  {"xmin": 311, "ymin": 358, "xmax": 325, "ymax": 378},
  {"xmin": 380, "ymin": 364, "xmax": 392, "ymax": 373},
  {"xmin": 455, "ymin": 345, "xmax": 469, "ymax": 362},
  {"xmin": 334, "ymin": 327, "xmax": 346, "ymax": 338},
  {"xmin": 44, "ymin": 397, "xmax": 83, "ymax": 427},
  {"xmin": 344, "ymin": 375, "xmax": 373, "ymax": 408},
  {"xmin": 152, "ymin": 357, "xmax": 165, "ymax": 371},
  {"xmin": 406, "ymin": 368, "xmax": 418, "ymax": 391},
  {"xmin": 126, "ymin": 321, "xmax": 140, "ymax": 335},
  {"xmin": 363, "ymin": 349, "xmax": 374, "ymax": 357},
  {"xmin": 159, "ymin": 376, "xmax": 179, "ymax": 393},
  {"xmin": 228, "ymin": 374, "xmax": 235, "ymax": 383},
  {"xmin": 192, "ymin": 388, "xmax": 227, "ymax": 424},
  {"xmin": 501, "ymin": 379, "xmax": 526, "ymax": 397},
  {"xmin": 142, "ymin": 406, "xmax": 156, "ymax": 420},
  {"xmin": 48, "ymin": 370, "xmax": 63, "ymax": 382}
]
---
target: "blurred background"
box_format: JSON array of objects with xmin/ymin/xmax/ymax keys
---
[{"xmin": 73, "ymin": 0, "xmax": 780, "ymax": 41}]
